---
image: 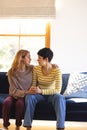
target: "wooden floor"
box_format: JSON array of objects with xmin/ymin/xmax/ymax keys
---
[{"xmin": 0, "ymin": 119, "xmax": 87, "ymax": 130}]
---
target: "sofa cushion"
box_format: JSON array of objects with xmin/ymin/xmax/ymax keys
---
[
  {"xmin": 0, "ymin": 72, "xmax": 9, "ymax": 94},
  {"xmin": 63, "ymin": 73, "xmax": 87, "ymax": 98},
  {"xmin": 66, "ymin": 98, "xmax": 87, "ymax": 111},
  {"xmin": 0, "ymin": 94, "xmax": 9, "ymax": 103},
  {"xmin": 66, "ymin": 97, "xmax": 87, "ymax": 121},
  {"xmin": 61, "ymin": 73, "xmax": 70, "ymax": 94},
  {"xmin": 34, "ymin": 100, "xmax": 56, "ymax": 120}
]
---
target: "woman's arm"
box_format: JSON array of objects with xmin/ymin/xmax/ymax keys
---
[{"xmin": 8, "ymin": 76, "xmax": 29, "ymax": 99}]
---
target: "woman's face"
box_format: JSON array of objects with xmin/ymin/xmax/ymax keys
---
[
  {"xmin": 24, "ymin": 53, "xmax": 31, "ymax": 65},
  {"xmin": 37, "ymin": 55, "xmax": 47, "ymax": 66}
]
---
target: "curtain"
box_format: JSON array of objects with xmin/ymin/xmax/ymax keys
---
[{"xmin": 0, "ymin": 0, "xmax": 56, "ymax": 18}]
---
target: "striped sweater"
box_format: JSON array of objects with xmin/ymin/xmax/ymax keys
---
[{"xmin": 32, "ymin": 65, "xmax": 62, "ymax": 95}]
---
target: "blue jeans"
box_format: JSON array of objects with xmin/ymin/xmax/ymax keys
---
[{"xmin": 23, "ymin": 94, "xmax": 66, "ymax": 129}]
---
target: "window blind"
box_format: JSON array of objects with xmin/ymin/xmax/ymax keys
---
[{"xmin": 0, "ymin": 0, "xmax": 56, "ymax": 18}]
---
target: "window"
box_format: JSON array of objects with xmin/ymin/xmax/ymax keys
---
[{"xmin": 0, "ymin": 19, "xmax": 50, "ymax": 71}]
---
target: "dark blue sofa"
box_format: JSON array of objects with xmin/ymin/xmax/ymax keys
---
[{"xmin": 0, "ymin": 72, "xmax": 87, "ymax": 121}]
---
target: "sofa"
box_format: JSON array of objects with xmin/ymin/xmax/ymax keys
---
[{"xmin": 0, "ymin": 72, "xmax": 87, "ymax": 121}]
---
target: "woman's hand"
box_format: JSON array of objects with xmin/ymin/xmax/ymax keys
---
[{"xmin": 29, "ymin": 86, "xmax": 42, "ymax": 94}]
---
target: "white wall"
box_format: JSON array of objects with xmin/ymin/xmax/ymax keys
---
[{"xmin": 51, "ymin": 0, "xmax": 87, "ymax": 73}]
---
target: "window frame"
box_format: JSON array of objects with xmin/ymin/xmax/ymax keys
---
[{"xmin": 0, "ymin": 22, "xmax": 50, "ymax": 48}]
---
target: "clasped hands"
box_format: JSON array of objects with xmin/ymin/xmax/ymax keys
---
[{"xmin": 29, "ymin": 86, "xmax": 42, "ymax": 94}]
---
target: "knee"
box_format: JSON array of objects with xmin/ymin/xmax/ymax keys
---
[
  {"xmin": 16, "ymin": 99, "xmax": 25, "ymax": 108},
  {"xmin": 3, "ymin": 96, "xmax": 13, "ymax": 107},
  {"xmin": 25, "ymin": 95, "xmax": 36, "ymax": 104},
  {"xmin": 54, "ymin": 94, "xmax": 64, "ymax": 101},
  {"xmin": 25, "ymin": 95, "xmax": 34, "ymax": 101},
  {"xmin": 25, "ymin": 94, "xmax": 30, "ymax": 102}
]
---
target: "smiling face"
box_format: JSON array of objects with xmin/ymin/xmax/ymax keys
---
[
  {"xmin": 37, "ymin": 55, "xmax": 48, "ymax": 66},
  {"xmin": 23, "ymin": 52, "xmax": 31, "ymax": 66}
]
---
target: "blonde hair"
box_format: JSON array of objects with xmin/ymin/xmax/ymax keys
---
[{"xmin": 7, "ymin": 49, "xmax": 30, "ymax": 77}]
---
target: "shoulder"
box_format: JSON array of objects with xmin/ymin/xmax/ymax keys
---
[
  {"xmin": 29, "ymin": 65, "xmax": 34, "ymax": 69},
  {"xmin": 33, "ymin": 65, "xmax": 41, "ymax": 72},
  {"xmin": 52, "ymin": 64, "xmax": 61, "ymax": 73},
  {"xmin": 52, "ymin": 64, "xmax": 59, "ymax": 69},
  {"xmin": 7, "ymin": 68, "xmax": 12, "ymax": 77},
  {"xmin": 34, "ymin": 65, "xmax": 41, "ymax": 69},
  {"xmin": 26, "ymin": 65, "xmax": 34, "ymax": 73},
  {"xmin": 28, "ymin": 64, "xmax": 34, "ymax": 67}
]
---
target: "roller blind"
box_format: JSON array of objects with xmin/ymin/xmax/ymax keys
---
[{"xmin": 0, "ymin": 0, "xmax": 56, "ymax": 18}]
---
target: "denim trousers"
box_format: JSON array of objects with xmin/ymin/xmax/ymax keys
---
[
  {"xmin": 2, "ymin": 96, "xmax": 25, "ymax": 127},
  {"xmin": 23, "ymin": 94, "xmax": 66, "ymax": 129}
]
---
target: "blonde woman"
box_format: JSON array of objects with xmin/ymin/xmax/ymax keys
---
[{"xmin": 2, "ymin": 49, "xmax": 33, "ymax": 130}]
